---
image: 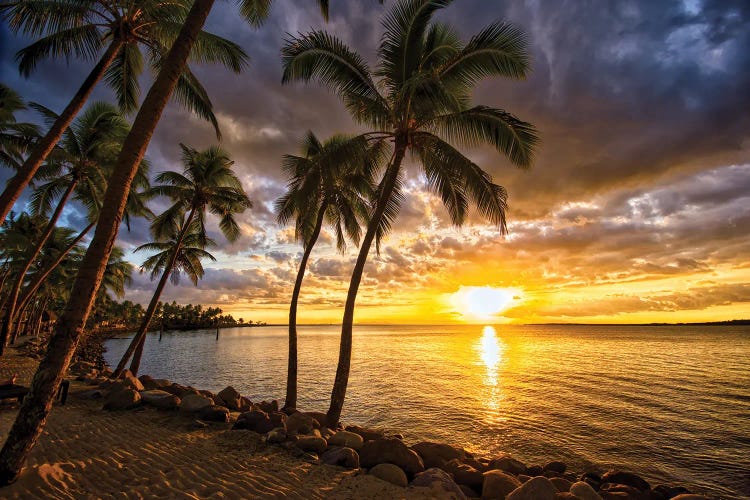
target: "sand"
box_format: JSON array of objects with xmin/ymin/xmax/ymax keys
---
[{"xmin": 1, "ymin": 349, "xmax": 451, "ymax": 499}]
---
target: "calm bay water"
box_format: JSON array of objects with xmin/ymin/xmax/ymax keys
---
[{"xmin": 104, "ymin": 324, "xmax": 750, "ymax": 498}]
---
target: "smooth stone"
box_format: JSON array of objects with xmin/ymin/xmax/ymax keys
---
[
  {"xmin": 551, "ymin": 477, "xmax": 573, "ymax": 492},
  {"xmin": 570, "ymin": 481, "xmax": 603, "ymax": 500},
  {"xmin": 320, "ymin": 427, "xmax": 336, "ymax": 441},
  {"xmin": 345, "ymin": 425, "xmax": 385, "ymax": 441},
  {"xmin": 442, "ymin": 459, "xmax": 483, "ymax": 490},
  {"xmin": 412, "ymin": 467, "xmax": 467, "ymax": 498},
  {"xmin": 460, "ymin": 484, "xmax": 480, "ymax": 498},
  {"xmin": 652, "ymin": 485, "xmax": 689, "ymax": 498},
  {"xmin": 267, "ymin": 427, "xmax": 287, "ymax": 444},
  {"xmin": 295, "ymin": 436, "xmax": 327, "ymax": 454},
  {"xmin": 233, "ymin": 409, "xmax": 275, "ymax": 433},
  {"xmin": 369, "ymin": 463, "xmax": 408, "ymax": 487},
  {"xmin": 482, "ymin": 470, "xmax": 522, "ymax": 499},
  {"xmin": 557, "ymin": 494, "xmax": 577, "ymax": 499},
  {"xmin": 412, "ymin": 441, "xmax": 467, "ymax": 469},
  {"xmin": 137, "ymin": 374, "xmax": 157, "ymax": 390},
  {"xmin": 328, "ymin": 430, "xmax": 364, "ymax": 450},
  {"xmin": 103, "ymin": 388, "xmax": 141, "ymax": 411},
  {"xmin": 286, "ymin": 411, "xmax": 315, "ymax": 435},
  {"xmin": 321, "ymin": 446, "xmax": 360, "ymax": 469},
  {"xmin": 189, "ymin": 419, "xmax": 208, "ymax": 430},
  {"xmin": 197, "ymin": 405, "xmax": 230, "ymax": 422},
  {"xmin": 525, "ymin": 465, "xmax": 543, "ymax": 476},
  {"xmin": 140, "ymin": 389, "xmax": 180, "ymax": 410},
  {"xmin": 601, "ymin": 471, "xmax": 650, "ymax": 492},
  {"xmin": 488, "ymin": 455, "xmax": 527, "ymax": 475},
  {"xmin": 217, "ymin": 386, "xmax": 242, "ymax": 411},
  {"xmin": 359, "ymin": 438, "xmax": 425, "ymax": 477},
  {"xmin": 506, "ymin": 476, "xmax": 557, "ymax": 500},
  {"xmin": 255, "ymin": 400, "xmax": 278, "ymax": 413},
  {"xmin": 162, "ymin": 383, "xmax": 198, "ymax": 398},
  {"xmin": 599, "ymin": 483, "xmax": 644, "ymax": 500},
  {"xmin": 303, "ymin": 411, "xmax": 328, "ymax": 428},
  {"xmin": 116, "ymin": 370, "xmax": 145, "ymax": 391},
  {"xmin": 544, "ymin": 461, "xmax": 567, "ymax": 475},
  {"xmin": 179, "ymin": 393, "xmax": 213, "ymax": 413},
  {"xmin": 671, "ymin": 495, "xmax": 710, "ymax": 500}
]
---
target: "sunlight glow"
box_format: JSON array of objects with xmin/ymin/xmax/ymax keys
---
[
  {"xmin": 450, "ymin": 286, "xmax": 519, "ymax": 320},
  {"xmin": 475, "ymin": 326, "xmax": 506, "ymax": 413}
]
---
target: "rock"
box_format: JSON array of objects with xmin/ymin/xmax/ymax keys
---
[
  {"xmin": 286, "ymin": 411, "xmax": 315, "ymax": 435},
  {"xmin": 518, "ymin": 475, "xmax": 532, "ymax": 484},
  {"xmin": 103, "ymin": 388, "xmax": 141, "ymax": 411},
  {"xmin": 482, "ymin": 469, "xmax": 522, "ymax": 499},
  {"xmin": 544, "ymin": 461, "xmax": 567, "ymax": 475},
  {"xmin": 601, "ymin": 471, "xmax": 650, "ymax": 492},
  {"xmin": 488, "ymin": 455, "xmax": 527, "ymax": 475},
  {"xmin": 239, "ymin": 396, "xmax": 253, "ymax": 412},
  {"xmin": 190, "ymin": 419, "xmax": 209, "ymax": 430},
  {"xmin": 320, "ymin": 427, "xmax": 336, "ymax": 441},
  {"xmin": 179, "ymin": 393, "xmax": 213, "ymax": 413},
  {"xmin": 255, "ymin": 400, "xmax": 278, "ymax": 413},
  {"xmin": 525, "ymin": 465, "xmax": 543, "ymax": 476},
  {"xmin": 233, "ymin": 409, "xmax": 275, "ymax": 433},
  {"xmin": 412, "ymin": 467, "xmax": 467, "ymax": 498},
  {"xmin": 217, "ymin": 386, "xmax": 242, "ymax": 411},
  {"xmin": 506, "ymin": 476, "xmax": 558, "ymax": 500},
  {"xmin": 73, "ymin": 389, "xmax": 105, "ymax": 400},
  {"xmin": 460, "ymin": 485, "xmax": 480, "ymax": 498},
  {"xmin": 295, "ymin": 436, "xmax": 327, "ymax": 454},
  {"xmin": 162, "ymin": 383, "xmax": 197, "ymax": 398},
  {"xmin": 321, "ymin": 446, "xmax": 360, "ymax": 469},
  {"xmin": 600, "ymin": 483, "xmax": 645, "ymax": 500},
  {"xmin": 304, "ymin": 411, "xmax": 328, "ymax": 428},
  {"xmin": 359, "ymin": 438, "xmax": 425, "ymax": 477},
  {"xmin": 328, "ymin": 430, "xmax": 364, "ymax": 450},
  {"xmin": 117, "ymin": 370, "xmax": 145, "ymax": 391},
  {"xmin": 369, "ymin": 463, "xmax": 408, "ymax": 487},
  {"xmin": 267, "ymin": 427, "xmax": 287, "ymax": 444},
  {"xmin": 551, "ymin": 477, "xmax": 573, "ymax": 492},
  {"xmin": 557, "ymin": 493, "xmax": 577, "ymax": 499},
  {"xmin": 670, "ymin": 495, "xmax": 710, "ymax": 500},
  {"xmin": 345, "ymin": 425, "xmax": 385, "ymax": 441},
  {"xmin": 652, "ymin": 485, "xmax": 689, "ymax": 498},
  {"xmin": 442, "ymin": 459, "xmax": 483, "ymax": 490},
  {"xmin": 412, "ymin": 441, "xmax": 466, "ymax": 469},
  {"xmin": 138, "ymin": 374, "xmax": 157, "ymax": 390},
  {"xmin": 268, "ymin": 411, "xmax": 287, "ymax": 430},
  {"xmin": 198, "ymin": 405, "xmax": 230, "ymax": 422},
  {"xmin": 570, "ymin": 481, "xmax": 603, "ymax": 500},
  {"xmin": 140, "ymin": 389, "xmax": 180, "ymax": 410}
]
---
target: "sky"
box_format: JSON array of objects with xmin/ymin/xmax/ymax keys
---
[{"xmin": 1, "ymin": 0, "xmax": 749, "ymax": 325}]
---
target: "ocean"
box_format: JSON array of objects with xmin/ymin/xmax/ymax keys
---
[{"xmin": 104, "ymin": 324, "xmax": 750, "ymax": 498}]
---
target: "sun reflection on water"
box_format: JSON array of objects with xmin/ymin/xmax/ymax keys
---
[{"xmin": 475, "ymin": 326, "xmax": 508, "ymax": 415}]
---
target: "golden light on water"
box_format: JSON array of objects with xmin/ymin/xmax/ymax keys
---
[
  {"xmin": 450, "ymin": 286, "xmax": 520, "ymax": 321},
  {"xmin": 476, "ymin": 326, "xmax": 507, "ymax": 413}
]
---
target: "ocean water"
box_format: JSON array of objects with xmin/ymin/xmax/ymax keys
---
[{"xmin": 104, "ymin": 324, "xmax": 750, "ymax": 498}]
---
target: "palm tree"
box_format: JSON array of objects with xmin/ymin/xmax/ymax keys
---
[
  {"xmin": 0, "ymin": 83, "xmax": 39, "ymax": 169},
  {"xmin": 115, "ymin": 221, "xmax": 216, "ymax": 376},
  {"xmin": 0, "ymin": 0, "xmax": 330, "ymax": 484},
  {"xmin": 0, "ymin": 102, "xmax": 138, "ymax": 350},
  {"xmin": 0, "ymin": 0, "xmax": 249, "ymax": 225},
  {"xmin": 282, "ymin": 0, "xmax": 539, "ymax": 425},
  {"xmin": 113, "ymin": 144, "xmax": 251, "ymax": 377},
  {"xmin": 275, "ymin": 131, "xmax": 382, "ymax": 410}
]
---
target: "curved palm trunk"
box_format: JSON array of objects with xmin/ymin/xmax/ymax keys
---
[
  {"xmin": 0, "ymin": 1, "xmax": 214, "ymax": 485},
  {"xmin": 0, "ymin": 42, "xmax": 121, "ymax": 226},
  {"xmin": 326, "ymin": 142, "xmax": 407, "ymax": 427},
  {"xmin": 14, "ymin": 222, "xmax": 96, "ymax": 320},
  {"xmin": 284, "ymin": 202, "xmax": 327, "ymax": 411},
  {"xmin": 0, "ymin": 179, "xmax": 77, "ymax": 354},
  {"xmin": 115, "ymin": 208, "xmax": 197, "ymax": 377}
]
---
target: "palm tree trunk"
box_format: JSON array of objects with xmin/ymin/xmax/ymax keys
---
[
  {"xmin": 14, "ymin": 221, "xmax": 95, "ymax": 320},
  {"xmin": 284, "ymin": 202, "xmax": 327, "ymax": 411},
  {"xmin": 0, "ymin": 179, "xmax": 77, "ymax": 355},
  {"xmin": 116, "ymin": 208, "xmax": 197, "ymax": 377},
  {"xmin": 0, "ymin": 1, "xmax": 214, "ymax": 485},
  {"xmin": 0, "ymin": 42, "xmax": 122, "ymax": 226},
  {"xmin": 326, "ymin": 141, "xmax": 407, "ymax": 427}
]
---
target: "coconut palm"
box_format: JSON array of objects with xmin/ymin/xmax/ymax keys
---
[
  {"xmin": 0, "ymin": 102, "xmax": 137, "ymax": 350},
  {"xmin": 275, "ymin": 131, "xmax": 384, "ymax": 410},
  {"xmin": 115, "ymin": 221, "xmax": 216, "ymax": 376},
  {"xmin": 282, "ymin": 0, "xmax": 539, "ymax": 425},
  {"xmin": 0, "ymin": 1, "xmax": 329, "ymax": 484},
  {"xmin": 0, "ymin": 83, "xmax": 39, "ymax": 169},
  {"xmin": 0, "ymin": 0, "xmax": 249, "ymax": 225},
  {"xmin": 113, "ymin": 144, "xmax": 251, "ymax": 377}
]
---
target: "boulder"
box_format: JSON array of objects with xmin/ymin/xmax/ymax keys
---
[
  {"xmin": 286, "ymin": 411, "xmax": 315, "ymax": 435},
  {"xmin": 551, "ymin": 477, "xmax": 572, "ymax": 492},
  {"xmin": 557, "ymin": 493, "xmax": 577, "ymax": 499},
  {"xmin": 197, "ymin": 405, "xmax": 230, "ymax": 422},
  {"xmin": 412, "ymin": 468, "xmax": 467, "ymax": 498},
  {"xmin": 345, "ymin": 425, "xmax": 385, "ymax": 441},
  {"xmin": 328, "ymin": 430, "xmax": 364, "ymax": 450},
  {"xmin": 321, "ymin": 446, "xmax": 360, "ymax": 469},
  {"xmin": 488, "ymin": 455, "xmax": 527, "ymax": 475},
  {"xmin": 255, "ymin": 400, "xmax": 278, "ymax": 413},
  {"xmin": 217, "ymin": 386, "xmax": 242, "ymax": 411},
  {"xmin": 268, "ymin": 411, "xmax": 287, "ymax": 430},
  {"xmin": 442, "ymin": 459, "xmax": 483, "ymax": 490},
  {"xmin": 525, "ymin": 465, "xmax": 543, "ymax": 476},
  {"xmin": 162, "ymin": 383, "xmax": 197, "ymax": 398},
  {"xmin": 580, "ymin": 472, "xmax": 603, "ymax": 490},
  {"xmin": 239, "ymin": 396, "xmax": 253, "ymax": 412},
  {"xmin": 233, "ymin": 409, "xmax": 275, "ymax": 433},
  {"xmin": 359, "ymin": 438, "xmax": 425, "ymax": 477},
  {"xmin": 140, "ymin": 389, "xmax": 180, "ymax": 410},
  {"xmin": 304, "ymin": 411, "xmax": 328, "ymax": 428},
  {"xmin": 599, "ymin": 483, "xmax": 645, "ymax": 500},
  {"xmin": 412, "ymin": 441, "xmax": 466, "ymax": 469},
  {"xmin": 506, "ymin": 476, "xmax": 557, "ymax": 500},
  {"xmin": 103, "ymin": 388, "xmax": 141, "ymax": 411},
  {"xmin": 138, "ymin": 374, "xmax": 158, "ymax": 390},
  {"xmin": 570, "ymin": 481, "xmax": 603, "ymax": 500},
  {"xmin": 296, "ymin": 436, "xmax": 328, "ymax": 454},
  {"xmin": 601, "ymin": 471, "xmax": 650, "ymax": 492},
  {"xmin": 320, "ymin": 427, "xmax": 336, "ymax": 441},
  {"xmin": 652, "ymin": 485, "xmax": 689, "ymax": 498},
  {"xmin": 267, "ymin": 427, "xmax": 287, "ymax": 444},
  {"xmin": 671, "ymin": 495, "xmax": 710, "ymax": 500},
  {"xmin": 544, "ymin": 461, "xmax": 567, "ymax": 475},
  {"xmin": 117, "ymin": 370, "xmax": 145, "ymax": 391},
  {"xmin": 482, "ymin": 470, "xmax": 522, "ymax": 499},
  {"xmin": 180, "ymin": 393, "xmax": 213, "ymax": 413},
  {"xmin": 369, "ymin": 463, "xmax": 408, "ymax": 487}
]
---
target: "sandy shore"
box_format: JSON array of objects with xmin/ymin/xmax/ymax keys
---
[{"xmin": 0, "ymin": 348, "xmax": 449, "ymax": 499}]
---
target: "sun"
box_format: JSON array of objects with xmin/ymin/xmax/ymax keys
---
[{"xmin": 449, "ymin": 286, "xmax": 520, "ymax": 320}]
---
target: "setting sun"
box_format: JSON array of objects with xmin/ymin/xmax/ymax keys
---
[{"xmin": 450, "ymin": 286, "xmax": 520, "ymax": 320}]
